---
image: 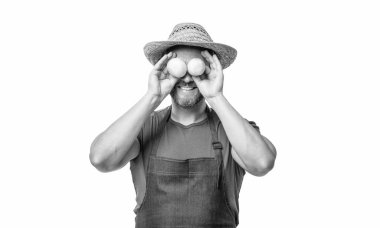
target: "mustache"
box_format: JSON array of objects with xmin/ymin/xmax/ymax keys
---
[{"xmin": 175, "ymin": 81, "xmax": 197, "ymax": 87}]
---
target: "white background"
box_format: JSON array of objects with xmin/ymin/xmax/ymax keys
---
[{"xmin": 1, "ymin": 0, "xmax": 379, "ymax": 227}]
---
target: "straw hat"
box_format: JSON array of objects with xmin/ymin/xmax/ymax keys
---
[{"xmin": 143, "ymin": 23, "xmax": 237, "ymax": 69}]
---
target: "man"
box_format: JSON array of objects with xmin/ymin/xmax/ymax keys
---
[{"xmin": 90, "ymin": 22, "xmax": 276, "ymax": 228}]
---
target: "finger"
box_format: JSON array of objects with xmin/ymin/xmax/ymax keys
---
[
  {"xmin": 199, "ymin": 73, "xmax": 208, "ymax": 80},
  {"xmin": 167, "ymin": 74, "xmax": 179, "ymax": 85},
  {"xmin": 153, "ymin": 52, "xmax": 173, "ymax": 71},
  {"xmin": 201, "ymin": 50, "xmax": 216, "ymax": 70},
  {"xmin": 205, "ymin": 65, "xmax": 211, "ymax": 75},
  {"xmin": 159, "ymin": 67, "xmax": 169, "ymax": 80},
  {"xmin": 212, "ymin": 54, "xmax": 222, "ymax": 71},
  {"xmin": 192, "ymin": 75, "xmax": 201, "ymax": 85},
  {"xmin": 164, "ymin": 52, "xmax": 176, "ymax": 71},
  {"xmin": 201, "ymin": 50, "xmax": 215, "ymax": 68}
]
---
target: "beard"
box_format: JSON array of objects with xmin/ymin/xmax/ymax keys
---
[{"xmin": 170, "ymin": 86, "xmax": 204, "ymax": 109}]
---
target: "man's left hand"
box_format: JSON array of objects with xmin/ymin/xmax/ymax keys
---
[{"xmin": 192, "ymin": 50, "xmax": 224, "ymax": 99}]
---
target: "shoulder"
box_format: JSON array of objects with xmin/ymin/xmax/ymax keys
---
[
  {"xmin": 142, "ymin": 106, "xmax": 171, "ymax": 130},
  {"xmin": 138, "ymin": 106, "xmax": 171, "ymax": 143},
  {"xmin": 209, "ymin": 108, "xmax": 260, "ymax": 134},
  {"xmin": 247, "ymin": 120, "xmax": 260, "ymax": 133},
  {"xmin": 149, "ymin": 106, "xmax": 171, "ymax": 123}
]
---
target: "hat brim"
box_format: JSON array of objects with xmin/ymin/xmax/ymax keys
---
[{"xmin": 144, "ymin": 41, "xmax": 237, "ymax": 69}]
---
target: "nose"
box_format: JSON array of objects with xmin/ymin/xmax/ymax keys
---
[{"xmin": 182, "ymin": 74, "xmax": 193, "ymax": 83}]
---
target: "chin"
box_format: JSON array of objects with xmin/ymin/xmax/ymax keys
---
[{"xmin": 170, "ymin": 89, "xmax": 204, "ymax": 109}]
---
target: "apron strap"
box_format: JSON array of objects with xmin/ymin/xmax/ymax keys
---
[
  {"xmin": 206, "ymin": 107, "xmax": 223, "ymax": 150},
  {"xmin": 206, "ymin": 107, "xmax": 224, "ymax": 189}
]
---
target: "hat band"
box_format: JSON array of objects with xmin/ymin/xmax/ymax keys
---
[{"xmin": 169, "ymin": 30, "xmax": 213, "ymax": 43}]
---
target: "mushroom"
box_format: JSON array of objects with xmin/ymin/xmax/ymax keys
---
[
  {"xmin": 167, "ymin": 58, "xmax": 187, "ymax": 78},
  {"xmin": 187, "ymin": 58, "xmax": 206, "ymax": 77}
]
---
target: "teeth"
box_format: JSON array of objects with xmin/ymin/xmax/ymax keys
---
[
  {"xmin": 181, "ymin": 87, "xmax": 193, "ymax": 91},
  {"xmin": 177, "ymin": 84, "xmax": 197, "ymax": 91}
]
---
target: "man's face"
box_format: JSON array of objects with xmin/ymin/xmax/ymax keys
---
[{"xmin": 169, "ymin": 46, "xmax": 207, "ymax": 109}]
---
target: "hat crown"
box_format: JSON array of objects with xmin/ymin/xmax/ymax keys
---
[
  {"xmin": 144, "ymin": 22, "xmax": 237, "ymax": 69},
  {"xmin": 168, "ymin": 23, "xmax": 214, "ymax": 43}
]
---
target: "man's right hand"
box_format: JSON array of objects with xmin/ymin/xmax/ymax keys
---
[{"xmin": 147, "ymin": 52, "xmax": 178, "ymax": 103}]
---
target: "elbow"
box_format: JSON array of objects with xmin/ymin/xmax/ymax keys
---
[
  {"xmin": 89, "ymin": 152, "xmax": 105, "ymax": 172},
  {"xmin": 89, "ymin": 149, "xmax": 108, "ymax": 173},
  {"xmin": 89, "ymin": 142, "xmax": 114, "ymax": 173},
  {"xmin": 250, "ymin": 142, "xmax": 277, "ymax": 176},
  {"xmin": 248, "ymin": 155, "xmax": 276, "ymax": 177}
]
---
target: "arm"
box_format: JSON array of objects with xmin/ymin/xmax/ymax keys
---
[
  {"xmin": 193, "ymin": 51, "xmax": 276, "ymax": 176},
  {"xmin": 207, "ymin": 95, "xmax": 276, "ymax": 176},
  {"xmin": 89, "ymin": 52, "xmax": 178, "ymax": 172}
]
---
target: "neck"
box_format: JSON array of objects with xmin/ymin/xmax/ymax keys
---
[{"xmin": 170, "ymin": 100, "xmax": 207, "ymax": 126}]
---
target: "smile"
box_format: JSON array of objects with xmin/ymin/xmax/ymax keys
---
[{"xmin": 177, "ymin": 86, "xmax": 197, "ymax": 91}]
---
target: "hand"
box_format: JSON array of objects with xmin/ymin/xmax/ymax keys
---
[
  {"xmin": 147, "ymin": 52, "xmax": 179, "ymax": 102},
  {"xmin": 192, "ymin": 50, "xmax": 224, "ymax": 99}
]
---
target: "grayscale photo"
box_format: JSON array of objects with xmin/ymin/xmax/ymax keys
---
[
  {"xmin": 1, "ymin": 1, "xmax": 379, "ymax": 228},
  {"xmin": 90, "ymin": 22, "xmax": 277, "ymax": 227}
]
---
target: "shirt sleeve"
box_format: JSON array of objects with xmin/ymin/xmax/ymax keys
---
[
  {"xmin": 132, "ymin": 107, "xmax": 170, "ymax": 173},
  {"xmin": 136, "ymin": 107, "xmax": 170, "ymax": 155},
  {"xmin": 131, "ymin": 112, "xmax": 157, "ymax": 171},
  {"xmin": 247, "ymin": 120, "xmax": 260, "ymax": 133},
  {"xmin": 137, "ymin": 112, "xmax": 156, "ymax": 153}
]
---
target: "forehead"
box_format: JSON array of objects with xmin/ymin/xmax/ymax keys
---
[{"xmin": 170, "ymin": 46, "xmax": 205, "ymax": 63}]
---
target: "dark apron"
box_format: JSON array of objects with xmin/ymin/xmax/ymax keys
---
[{"xmin": 135, "ymin": 107, "xmax": 236, "ymax": 228}]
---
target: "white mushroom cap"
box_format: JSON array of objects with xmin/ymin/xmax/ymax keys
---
[
  {"xmin": 188, "ymin": 58, "xmax": 206, "ymax": 76},
  {"xmin": 167, "ymin": 58, "xmax": 187, "ymax": 78}
]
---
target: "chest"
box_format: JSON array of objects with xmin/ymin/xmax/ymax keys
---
[{"xmin": 156, "ymin": 121, "xmax": 214, "ymax": 160}]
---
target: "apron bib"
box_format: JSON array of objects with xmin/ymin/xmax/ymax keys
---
[{"xmin": 135, "ymin": 107, "xmax": 236, "ymax": 228}]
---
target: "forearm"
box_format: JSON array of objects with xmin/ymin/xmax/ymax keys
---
[
  {"xmin": 90, "ymin": 92, "xmax": 160, "ymax": 168},
  {"xmin": 207, "ymin": 94, "xmax": 275, "ymax": 173}
]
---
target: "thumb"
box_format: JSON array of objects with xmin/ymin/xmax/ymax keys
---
[
  {"xmin": 192, "ymin": 76, "xmax": 202, "ymax": 86},
  {"xmin": 167, "ymin": 74, "xmax": 179, "ymax": 86}
]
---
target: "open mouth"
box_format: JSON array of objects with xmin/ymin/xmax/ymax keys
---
[
  {"xmin": 177, "ymin": 83, "xmax": 197, "ymax": 91},
  {"xmin": 178, "ymin": 86, "xmax": 196, "ymax": 91}
]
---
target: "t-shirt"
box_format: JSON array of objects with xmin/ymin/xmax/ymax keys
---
[{"xmin": 129, "ymin": 106, "xmax": 260, "ymax": 224}]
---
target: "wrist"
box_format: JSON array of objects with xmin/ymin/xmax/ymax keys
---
[
  {"xmin": 206, "ymin": 93, "xmax": 225, "ymax": 108},
  {"xmin": 144, "ymin": 91, "xmax": 163, "ymax": 108}
]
